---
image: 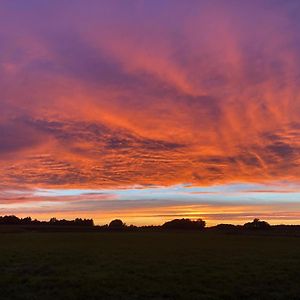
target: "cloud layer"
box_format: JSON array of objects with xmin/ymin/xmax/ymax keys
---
[{"xmin": 0, "ymin": 1, "xmax": 300, "ymax": 223}]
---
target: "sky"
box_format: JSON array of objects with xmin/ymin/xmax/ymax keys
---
[{"xmin": 1, "ymin": 0, "xmax": 300, "ymax": 225}]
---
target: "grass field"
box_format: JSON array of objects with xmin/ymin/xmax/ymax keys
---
[{"xmin": 1, "ymin": 231, "xmax": 300, "ymax": 300}]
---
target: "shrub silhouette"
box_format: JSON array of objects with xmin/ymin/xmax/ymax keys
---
[
  {"xmin": 109, "ymin": 219, "xmax": 126, "ymax": 229},
  {"xmin": 243, "ymin": 218, "xmax": 271, "ymax": 230},
  {"xmin": 213, "ymin": 224, "xmax": 237, "ymax": 231},
  {"xmin": 162, "ymin": 218, "xmax": 206, "ymax": 230},
  {"xmin": 49, "ymin": 217, "xmax": 94, "ymax": 226}
]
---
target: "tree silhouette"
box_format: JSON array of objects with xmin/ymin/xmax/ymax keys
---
[
  {"xmin": 243, "ymin": 218, "xmax": 271, "ymax": 230},
  {"xmin": 0, "ymin": 215, "xmax": 94, "ymax": 227},
  {"xmin": 109, "ymin": 219, "xmax": 126, "ymax": 229},
  {"xmin": 162, "ymin": 218, "xmax": 206, "ymax": 230}
]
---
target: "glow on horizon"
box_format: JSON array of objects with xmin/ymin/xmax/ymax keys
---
[
  {"xmin": 33, "ymin": 183, "xmax": 300, "ymax": 204},
  {"xmin": 1, "ymin": 182, "xmax": 300, "ymax": 226}
]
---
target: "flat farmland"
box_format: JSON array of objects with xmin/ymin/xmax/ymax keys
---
[{"xmin": 0, "ymin": 231, "xmax": 300, "ymax": 300}]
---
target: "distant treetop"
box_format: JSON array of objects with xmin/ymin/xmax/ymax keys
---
[
  {"xmin": 162, "ymin": 218, "xmax": 206, "ymax": 230},
  {"xmin": 0, "ymin": 215, "xmax": 94, "ymax": 227},
  {"xmin": 243, "ymin": 218, "xmax": 271, "ymax": 230},
  {"xmin": 109, "ymin": 219, "xmax": 126, "ymax": 229}
]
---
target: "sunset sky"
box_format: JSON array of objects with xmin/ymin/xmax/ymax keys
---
[{"xmin": 1, "ymin": 0, "xmax": 300, "ymax": 225}]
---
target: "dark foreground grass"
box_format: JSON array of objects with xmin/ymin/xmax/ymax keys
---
[{"xmin": 0, "ymin": 231, "xmax": 300, "ymax": 300}]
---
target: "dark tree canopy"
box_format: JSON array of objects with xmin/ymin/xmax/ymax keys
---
[
  {"xmin": 162, "ymin": 218, "xmax": 206, "ymax": 230},
  {"xmin": 213, "ymin": 224, "xmax": 238, "ymax": 230},
  {"xmin": 0, "ymin": 215, "xmax": 94, "ymax": 227},
  {"xmin": 243, "ymin": 218, "xmax": 271, "ymax": 230},
  {"xmin": 109, "ymin": 219, "xmax": 125, "ymax": 229}
]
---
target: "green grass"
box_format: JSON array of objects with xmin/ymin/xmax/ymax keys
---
[{"xmin": 0, "ymin": 231, "xmax": 300, "ymax": 299}]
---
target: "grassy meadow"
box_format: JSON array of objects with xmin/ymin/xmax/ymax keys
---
[{"xmin": 0, "ymin": 231, "xmax": 300, "ymax": 299}]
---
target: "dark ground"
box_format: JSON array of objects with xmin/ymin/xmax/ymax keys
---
[{"xmin": 0, "ymin": 230, "xmax": 300, "ymax": 300}]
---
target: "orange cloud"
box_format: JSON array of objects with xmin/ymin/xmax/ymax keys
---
[{"xmin": 0, "ymin": 0, "xmax": 299, "ymax": 194}]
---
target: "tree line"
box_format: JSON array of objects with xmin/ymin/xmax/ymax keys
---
[
  {"xmin": 0, "ymin": 215, "xmax": 94, "ymax": 227},
  {"xmin": 1, "ymin": 215, "xmax": 300, "ymax": 232}
]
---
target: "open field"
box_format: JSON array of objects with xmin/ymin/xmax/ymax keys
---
[{"xmin": 1, "ymin": 231, "xmax": 300, "ymax": 300}]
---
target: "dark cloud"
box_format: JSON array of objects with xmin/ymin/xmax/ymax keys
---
[
  {"xmin": 266, "ymin": 142, "xmax": 295, "ymax": 158},
  {"xmin": 0, "ymin": 120, "xmax": 43, "ymax": 155}
]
